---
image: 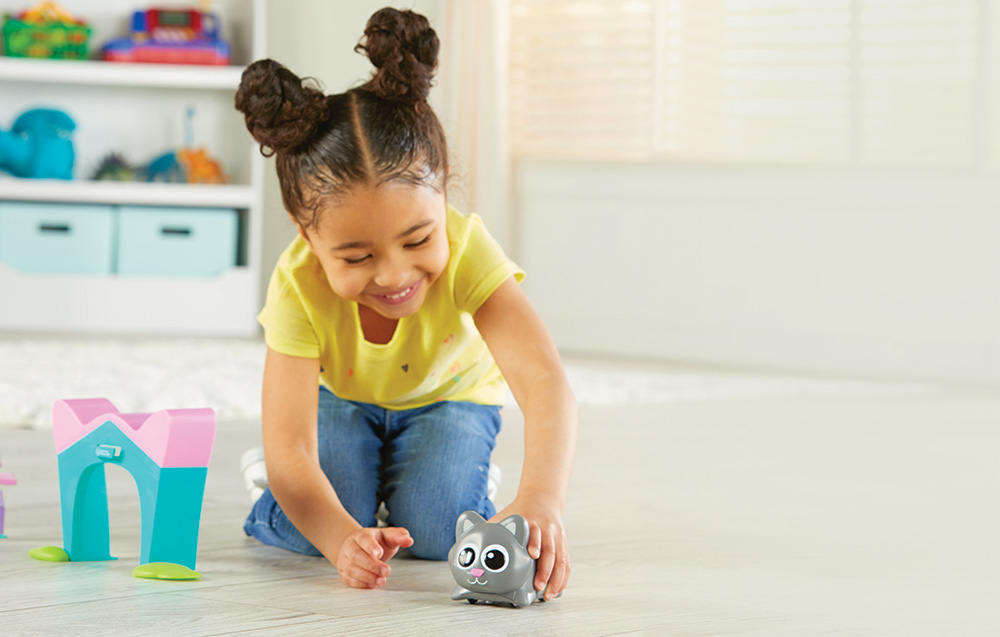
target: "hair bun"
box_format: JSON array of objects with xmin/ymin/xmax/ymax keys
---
[
  {"xmin": 356, "ymin": 8, "xmax": 439, "ymax": 103},
  {"xmin": 235, "ymin": 59, "xmax": 329, "ymax": 155}
]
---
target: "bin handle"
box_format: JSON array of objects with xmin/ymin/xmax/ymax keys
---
[{"xmin": 39, "ymin": 223, "xmax": 71, "ymax": 233}]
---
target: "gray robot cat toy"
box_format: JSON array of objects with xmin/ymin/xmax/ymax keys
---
[{"xmin": 449, "ymin": 510, "xmax": 545, "ymax": 608}]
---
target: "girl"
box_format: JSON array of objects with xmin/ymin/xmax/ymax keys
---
[{"xmin": 235, "ymin": 7, "xmax": 576, "ymax": 599}]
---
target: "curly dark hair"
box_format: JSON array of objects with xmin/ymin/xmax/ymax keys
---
[{"xmin": 234, "ymin": 8, "xmax": 448, "ymax": 230}]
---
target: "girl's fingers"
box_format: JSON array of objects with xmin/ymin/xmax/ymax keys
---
[
  {"xmin": 530, "ymin": 524, "xmax": 571, "ymax": 600},
  {"xmin": 533, "ymin": 525, "xmax": 557, "ymax": 592},
  {"xmin": 545, "ymin": 536, "xmax": 571, "ymax": 599},
  {"xmin": 351, "ymin": 547, "xmax": 390, "ymax": 580},
  {"xmin": 356, "ymin": 537, "xmax": 392, "ymax": 576},
  {"xmin": 337, "ymin": 530, "xmax": 394, "ymax": 589},
  {"xmin": 342, "ymin": 567, "xmax": 386, "ymax": 589},
  {"xmin": 377, "ymin": 527, "xmax": 414, "ymax": 560},
  {"xmin": 340, "ymin": 553, "xmax": 388, "ymax": 589},
  {"xmin": 527, "ymin": 521, "xmax": 542, "ymax": 559},
  {"xmin": 356, "ymin": 531, "xmax": 385, "ymax": 561},
  {"xmin": 380, "ymin": 526, "xmax": 414, "ymax": 549}
]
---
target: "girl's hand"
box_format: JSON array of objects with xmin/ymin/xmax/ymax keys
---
[
  {"xmin": 491, "ymin": 498, "xmax": 570, "ymax": 600},
  {"xmin": 334, "ymin": 527, "xmax": 413, "ymax": 589}
]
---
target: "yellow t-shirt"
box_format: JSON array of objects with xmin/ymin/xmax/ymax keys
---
[{"xmin": 258, "ymin": 206, "xmax": 524, "ymax": 409}]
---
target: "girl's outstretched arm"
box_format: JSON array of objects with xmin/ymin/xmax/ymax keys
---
[
  {"xmin": 474, "ymin": 276, "xmax": 578, "ymax": 600},
  {"xmin": 261, "ymin": 348, "xmax": 413, "ymax": 588}
]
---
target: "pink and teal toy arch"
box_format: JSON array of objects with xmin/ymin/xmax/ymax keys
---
[{"xmin": 52, "ymin": 399, "xmax": 216, "ymax": 570}]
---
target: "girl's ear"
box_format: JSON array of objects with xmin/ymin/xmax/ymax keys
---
[{"xmin": 291, "ymin": 216, "xmax": 311, "ymax": 246}]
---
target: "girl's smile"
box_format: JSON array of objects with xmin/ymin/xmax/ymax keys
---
[{"xmin": 370, "ymin": 279, "xmax": 422, "ymax": 307}]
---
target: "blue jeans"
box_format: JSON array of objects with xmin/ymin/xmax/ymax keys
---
[{"xmin": 244, "ymin": 386, "xmax": 502, "ymax": 560}]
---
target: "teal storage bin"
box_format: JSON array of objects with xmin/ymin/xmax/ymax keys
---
[
  {"xmin": 0, "ymin": 201, "xmax": 115, "ymax": 275},
  {"xmin": 117, "ymin": 206, "xmax": 238, "ymax": 277}
]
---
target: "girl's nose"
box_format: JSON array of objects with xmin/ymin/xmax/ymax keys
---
[
  {"xmin": 374, "ymin": 257, "xmax": 409, "ymax": 289},
  {"xmin": 471, "ymin": 568, "xmax": 484, "ymax": 578}
]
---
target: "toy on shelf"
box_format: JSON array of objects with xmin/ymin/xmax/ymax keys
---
[
  {"xmin": 102, "ymin": 4, "xmax": 230, "ymax": 66},
  {"xmin": 94, "ymin": 147, "xmax": 226, "ymax": 184},
  {"xmin": 93, "ymin": 107, "xmax": 226, "ymax": 184},
  {"xmin": 92, "ymin": 152, "xmax": 138, "ymax": 181},
  {"xmin": 178, "ymin": 147, "xmax": 225, "ymax": 184},
  {"xmin": 94, "ymin": 150, "xmax": 181, "ymax": 183},
  {"xmin": 0, "ymin": 454, "xmax": 17, "ymax": 539},
  {"xmin": 1, "ymin": 1, "xmax": 91, "ymax": 60},
  {"xmin": 31, "ymin": 398, "xmax": 215, "ymax": 577},
  {"xmin": 0, "ymin": 107, "xmax": 75, "ymax": 179},
  {"xmin": 449, "ymin": 511, "xmax": 555, "ymax": 608}
]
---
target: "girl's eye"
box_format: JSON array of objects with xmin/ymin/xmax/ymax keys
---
[
  {"xmin": 405, "ymin": 235, "xmax": 431, "ymax": 248},
  {"xmin": 343, "ymin": 255, "xmax": 371, "ymax": 265}
]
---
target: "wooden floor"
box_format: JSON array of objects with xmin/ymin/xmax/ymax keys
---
[{"xmin": 1, "ymin": 366, "xmax": 997, "ymax": 636}]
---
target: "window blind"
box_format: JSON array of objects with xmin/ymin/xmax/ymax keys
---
[{"xmin": 509, "ymin": 0, "xmax": 987, "ymax": 166}]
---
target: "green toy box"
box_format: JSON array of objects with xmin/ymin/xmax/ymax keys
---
[{"xmin": 2, "ymin": 10, "xmax": 91, "ymax": 60}]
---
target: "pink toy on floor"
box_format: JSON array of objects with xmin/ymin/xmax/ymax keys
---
[
  {"xmin": 0, "ymin": 453, "xmax": 16, "ymax": 538},
  {"xmin": 52, "ymin": 398, "xmax": 215, "ymax": 467}
]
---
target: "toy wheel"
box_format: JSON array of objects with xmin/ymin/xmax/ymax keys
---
[{"xmin": 467, "ymin": 599, "xmax": 478, "ymax": 604}]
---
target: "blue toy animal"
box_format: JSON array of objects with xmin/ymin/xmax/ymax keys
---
[{"xmin": 0, "ymin": 108, "xmax": 76, "ymax": 179}]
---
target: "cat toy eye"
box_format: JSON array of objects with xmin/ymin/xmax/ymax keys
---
[
  {"xmin": 457, "ymin": 545, "xmax": 476, "ymax": 568},
  {"xmin": 482, "ymin": 544, "xmax": 509, "ymax": 572}
]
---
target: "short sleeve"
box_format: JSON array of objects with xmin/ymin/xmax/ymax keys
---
[
  {"xmin": 258, "ymin": 266, "xmax": 321, "ymax": 359},
  {"xmin": 451, "ymin": 213, "xmax": 525, "ymax": 314}
]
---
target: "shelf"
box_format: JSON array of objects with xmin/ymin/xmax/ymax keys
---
[
  {"xmin": 0, "ymin": 57, "xmax": 244, "ymax": 90},
  {"xmin": 0, "ymin": 179, "xmax": 255, "ymax": 208},
  {"xmin": 0, "ymin": 263, "xmax": 260, "ymax": 336},
  {"xmin": 0, "ymin": 0, "xmax": 265, "ymax": 338}
]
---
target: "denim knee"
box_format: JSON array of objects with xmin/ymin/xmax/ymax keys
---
[
  {"xmin": 402, "ymin": 511, "xmax": 454, "ymax": 560},
  {"xmin": 391, "ymin": 494, "xmax": 496, "ymax": 560}
]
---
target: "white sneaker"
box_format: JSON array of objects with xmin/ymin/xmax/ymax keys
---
[
  {"xmin": 487, "ymin": 463, "xmax": 501, "ymax": 502},
  {"xmin": 375, "ymin": 501, "xmax": 390, "ymax": 527},
  {"xmin": 240, "ymin": 447, "xmax": 268, "ymax": 505}
]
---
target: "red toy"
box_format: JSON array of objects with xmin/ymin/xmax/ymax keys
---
[{"xmin": 101, "ymin": 6, "xmax": 230, "ymax": 65}]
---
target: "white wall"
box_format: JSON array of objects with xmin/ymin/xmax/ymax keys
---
[
  {"xmin": 515, "ymin": 161, "xmax": 1000, "ymax": 385},
  {"xmin": 263, "ymin": 5, "xmax": 1000, "ymax": 385}
]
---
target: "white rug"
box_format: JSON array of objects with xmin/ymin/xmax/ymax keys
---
[
  {"xmin": 0, "ymin": 338, "xmax": 267, "ymax": 428},
  {"xmin": 0, "ymin": 338, "xmax": 928, "ymax": 428}
]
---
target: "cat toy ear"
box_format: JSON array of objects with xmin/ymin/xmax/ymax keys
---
[
  {"xmin": 499, "ymin": 514, "xmax": 530, "ymax": 548},
  {"xmin": 455, "ymin": 510, "xmax": 486, "ymax": 540}
]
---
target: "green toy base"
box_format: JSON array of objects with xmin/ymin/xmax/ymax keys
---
[
  {"xmin": 29, "ymin": 546, "xmax": 70, "ymax": 562},
  {"xmin": 133, "ymin": 562, "xmax": 202, "ymax": 581}
]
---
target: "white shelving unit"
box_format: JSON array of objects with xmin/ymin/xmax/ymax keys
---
[
  {"xmin": 1, "ymin": 179, "xmax": 255, "ymax": 208},
  {"xmin": 0, "ymin": 55, "xmax": 245, "ymax": 88},
  {"xmin": 0, "ymin": 0, "xmax": 266, "ymax": 336}
]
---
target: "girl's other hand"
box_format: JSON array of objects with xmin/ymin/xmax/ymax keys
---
[
  {"xmin": 491, "ymin": 499, "xmax": 570, "ymax": 600},
  {"xmin": 334, "ymin": 527, "xmax": 414, "ymax": 589}
]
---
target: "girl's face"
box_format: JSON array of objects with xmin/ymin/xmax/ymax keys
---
[{"xmin": 299, "ymin": 183, "xmax": 450, "ymax": 320}]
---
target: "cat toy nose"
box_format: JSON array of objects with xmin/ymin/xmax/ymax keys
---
[{"xmin": 470, "ymin": 568, "xmax": 484, "ymax": 577}]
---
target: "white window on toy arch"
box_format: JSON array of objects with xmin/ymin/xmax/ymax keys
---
[{"xmin": 509, "ymin": 0, "xmax": 997, "ymax": 169}]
